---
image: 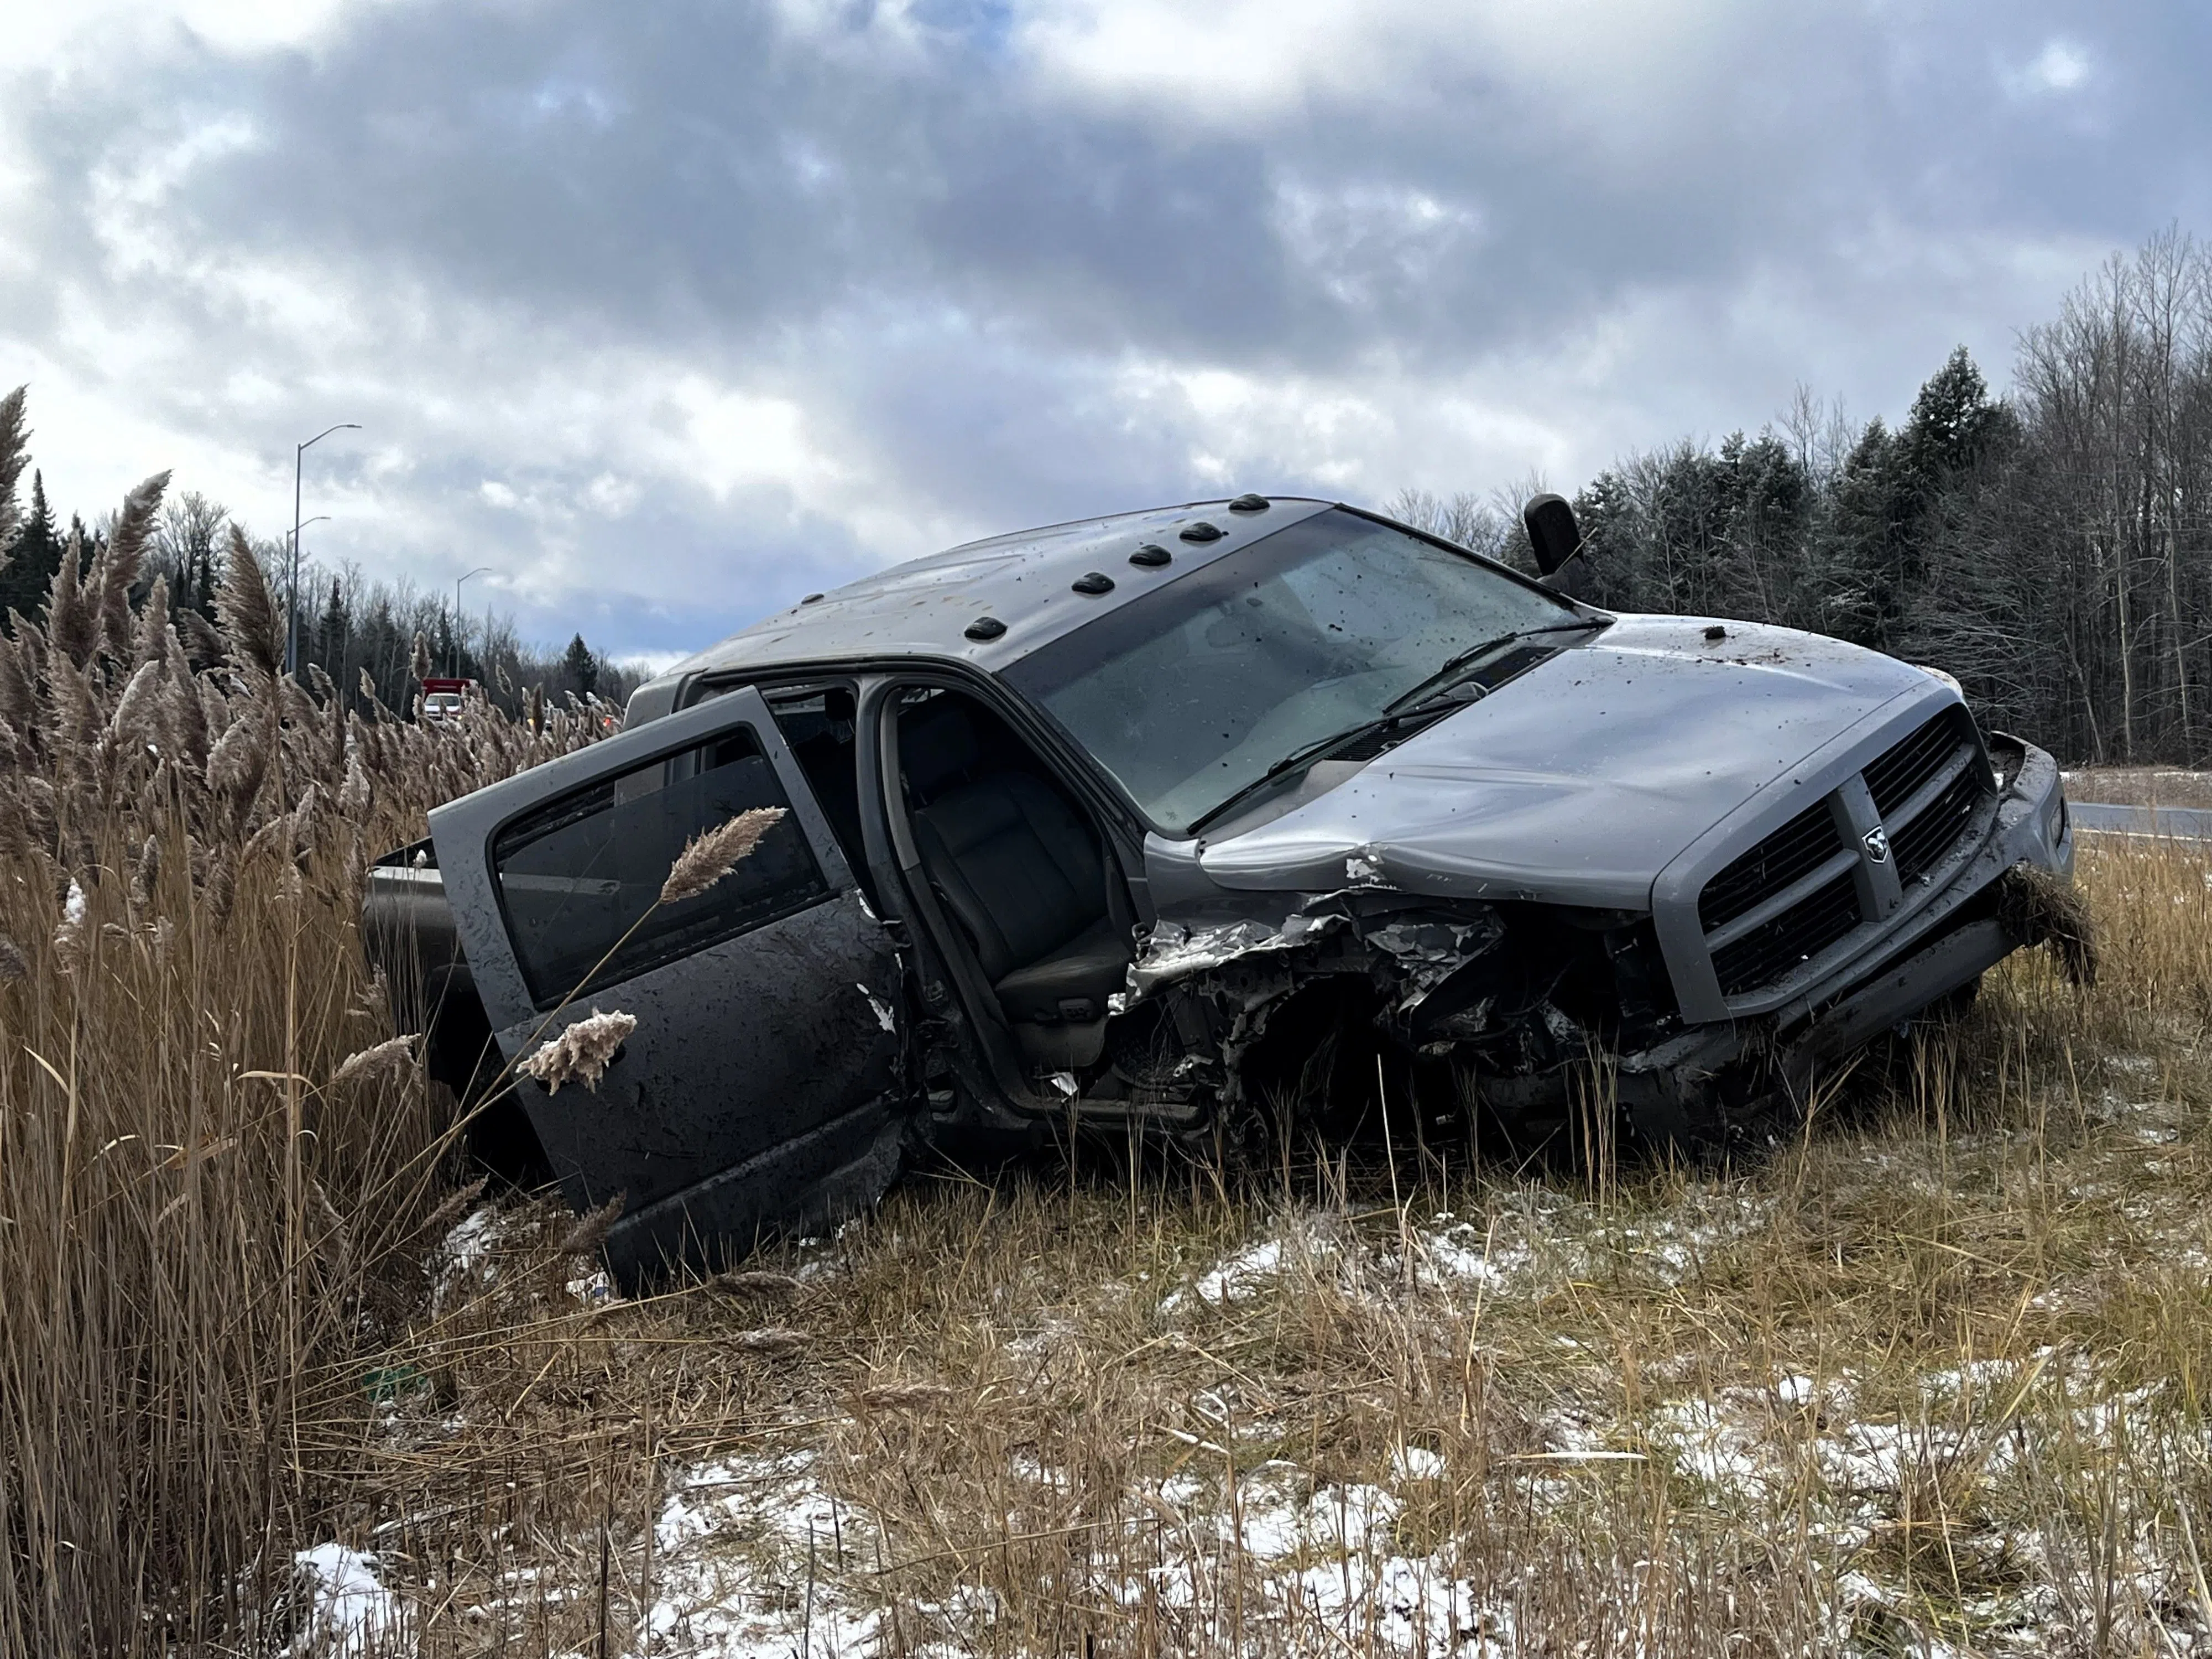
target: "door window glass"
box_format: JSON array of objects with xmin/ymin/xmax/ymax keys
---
[{"xmin": 492, "ymin": 727, "xmax": 826, "ymax": 1005}]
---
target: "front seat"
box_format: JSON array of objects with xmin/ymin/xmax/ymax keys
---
[{"xmin": 902, "ymin": 702, "xmax": 1131, "ymax": 1069}]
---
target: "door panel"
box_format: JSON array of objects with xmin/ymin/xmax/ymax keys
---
[{"xmin": 429, "ymin": 688, "xmax": 905, "ymax": 1282}]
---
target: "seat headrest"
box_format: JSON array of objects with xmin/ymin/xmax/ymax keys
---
[{"xmin": 901, "ymin": 702, "xmax": 981, "ymax": 797}]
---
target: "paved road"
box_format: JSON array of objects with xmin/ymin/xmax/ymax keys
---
[{"xmin": 2069, "ymin": 801, "xmax": 2212, "ymax": 839}]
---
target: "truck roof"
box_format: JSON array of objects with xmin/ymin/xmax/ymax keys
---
[{"xmin": 638, "ymin": 497, "xmax": 1337, "ymax": 697}]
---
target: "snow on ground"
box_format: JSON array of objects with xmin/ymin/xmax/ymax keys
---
[
  {"xmin": 645, "ymin": 1448, "xmax": 883, "ymax": 1659},
  {"xmin": 288, "ymin": 1545, "xmax": 403, "ymax": 1657},
  {"xmin": 1160, "ymin": 1189, "xmax": 1773, "ymax": 1325}
]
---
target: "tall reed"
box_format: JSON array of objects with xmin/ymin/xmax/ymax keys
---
[{"xmin": 0, "ymin": 388, "xmax": 612, "ymax": 1651}]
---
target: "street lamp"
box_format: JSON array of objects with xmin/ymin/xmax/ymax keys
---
[
  {"xmin": 455, "ymin": 566, "xmax": 493, "ymax": 677},
  {"xmin": 289, "ymin": 423, "xmax": 359, "ymax": 677}
]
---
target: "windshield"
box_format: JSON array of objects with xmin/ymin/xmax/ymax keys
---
[{"xmin": 1002, "ymin": 507, "xmax": 1590, "ymax": 833}]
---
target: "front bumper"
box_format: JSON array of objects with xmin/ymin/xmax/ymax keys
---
[
  {"xmin": 1770, "ymin": 730, "xmax": 2070, "ymax": 1022},
  {"xmin": 1616, "ymin": 732, "xmax": 2073, "ymax": 1141}
]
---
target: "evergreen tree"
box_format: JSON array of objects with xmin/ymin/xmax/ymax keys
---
[
  {"xmin": 562, "ymin": 632, "xmax": 599, "ymax": 699},
  {"xmin": 317, "ymin": 578, "xmax": 348, "ymax": 673},
  {"xmin": 0, "ymin": 471, "xmax": 64, "ymax": 632},
  {"xmin": 1898, "ymin": 346, "xmax": 2014, "ymax": 492}
]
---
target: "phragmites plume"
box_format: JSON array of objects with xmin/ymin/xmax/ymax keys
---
[
  {"xmin": 215, "ymin": 524, "xmax": 282, "ymax": 679},
  {"xmin": 552, "ymin": 1191, "xmax": 627, "ymax": 1257},
  {"xmin": 659, "ymin": 806, "xmax": 786, "ymax": 906},
  {"xmin": 410, "ymin": 633, "xmax": 431, "ymax": 686},
  {"xmin": 133, "ymin": 575, "xmax": 170, "ymax": 668},
  {"xmin": 46, "ymin": 527, "xmax": 94, "ymax": 667},
  {"xmin": 93, "ymin": 472, "xmax": 168, "ymax": 664},
  {"xmin": 416, "ymin": 1176, "xmax": 489, "ymax": 1245},
  {"xmin": 205, "ymin": 709, "xmax": 267, "ymax": 801},
  {"xmin": 0, "ymin": 384, "xmax": 28, "ymax": 549},
  {"xmin": 338, "ymin": 746, "xmax": 371, "ymax": 818},
  {"xmin": 518, "ymin": 1008, "xmax": 637, "ymax": 1094},
  {"xmin": 108, "ymin": 659, "xmax": 164, "ymax": 748},
  {"xmin": 331, "ymin": 1034, "xmax": 419, "ymax": 1088}
]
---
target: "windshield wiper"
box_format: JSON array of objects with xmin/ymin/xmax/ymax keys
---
[
  {"xmin": 1189, "ymin": 620, "xmax": 1606, "ymax": 836},
  {"xmin": 1382, "ymin": 620, "xmax": 1605, "ymax": 716},
  {"xmin": 1188, "ymin": 704, "xmax": 1455, "ymax": 834}
]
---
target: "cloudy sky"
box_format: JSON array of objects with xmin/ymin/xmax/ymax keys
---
[{"xmin": 2, "ymin": 1, "xmax": 2205, "ymax": 665}]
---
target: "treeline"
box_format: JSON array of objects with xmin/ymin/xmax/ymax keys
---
[
  {"xmin": 1401, "ymin": 227, "xmax": 2212, "ymax": 766},
  {"xmin": 0, "ymin": 428, "xmax": 638, "ymax": 719}
]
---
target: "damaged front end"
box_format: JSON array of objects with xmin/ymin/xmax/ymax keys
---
[
  {"xmin": 1089, "ymin": 890, "xmax": 1683, "ymax": 1149},
  {"xmin": 1076, "ymin": 722, "xmax": 2089, "ymax": 1157},
  {"xmin": 1087, "ymin": 864, "xmax": 2088, "ymax": 1156}
]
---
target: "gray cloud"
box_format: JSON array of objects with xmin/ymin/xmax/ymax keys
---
[{"xmin": 1, "ymin": 0, "xmax": 2206, "ymax": 660}]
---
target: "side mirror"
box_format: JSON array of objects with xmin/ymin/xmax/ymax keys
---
[{"xmin": 1521, "ymin": 493, "xmax": 1583, "ymax": 578}]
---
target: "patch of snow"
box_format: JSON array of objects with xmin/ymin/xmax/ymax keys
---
[
  {"xmin": 1647, "ymin": 1397, "xmax": 1767, "ymax": 1488},
  {"xmin": 439, "ymin": 1207, "xmax": 498, "ymax": 1275},
  {"xmin": 1392, "ymin": 1444, "xmax": 1448, "ymax": 1483},
  {"xmin": 1419, "ymin": 1222, "xmax": 1526, "ymax": 1287},
  {"xmin": 1775, "ymin": 1374, "xmax": 1819, "ymax": 1407},
  {"xmin": 287, "ymin": 1544, "xmax": 401, "ymax": 1657},
  {"xmin": 1162, "ymin": 1238, "xmax": 1293, "ymax": 1312},
  {"xmin": 648, "ymin": 1449, "xmax": 881, "ymax": 1659}
]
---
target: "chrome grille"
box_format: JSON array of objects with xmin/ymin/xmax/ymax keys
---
[
  {"xmin": 1699, "ymin": 799, "xmax": 1846, "ymax": 932},
  {"xmin": 1695, "ymin": 707, "xmax": 1992, "ymax": 1000},
  {"xmin": 1710, "ymin": 872, "xmax": 1864, "ymax": 996},
  {"xmin": 1892, "ymin": 765, "xmax": 1984, "ymax": 881},
  {"xmin": 1865, "ymin": 704, "xmax": 1974, "ymax": 818}
]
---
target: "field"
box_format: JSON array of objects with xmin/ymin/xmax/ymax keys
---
[{"xmin": 7, "ymin": 485, "xmax": 2212, "ymax": 1655}]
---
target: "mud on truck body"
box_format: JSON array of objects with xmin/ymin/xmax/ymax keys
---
[{"xmin": 367, "ymin": 494, "xmax": 2082, "ymax": 1286}]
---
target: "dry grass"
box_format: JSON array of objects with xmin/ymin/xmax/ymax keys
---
[
  {"xmin": 2062, "ymin": 767, "xmax": 2212, "ymax": 810},
  {"xmin": 296, "ymin": 832, "xmax": 2212, "ymax": 1659}
]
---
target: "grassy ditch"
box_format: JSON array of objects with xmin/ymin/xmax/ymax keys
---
[{"xmin": 304, "ymin": 832, "xmax": 2212, "ymax": 1658}]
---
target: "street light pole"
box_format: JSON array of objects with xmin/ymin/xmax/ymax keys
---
[
  {"xmin": 455, "ymin": 566, "xmax": 493, "ymax": 677},
  {"xmin": 289, "ymin": 422, "xmax": 360, "ymax": 677}
]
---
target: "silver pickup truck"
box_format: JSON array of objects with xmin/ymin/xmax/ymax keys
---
[{"xmin": 368, "ymin": 494, "xmax": 2079, "ymax": 1283}]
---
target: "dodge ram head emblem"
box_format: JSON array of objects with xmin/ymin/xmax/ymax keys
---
[{"xmin": 1862, "ymin": 825, "xmax": 1892, "ymax": 864}]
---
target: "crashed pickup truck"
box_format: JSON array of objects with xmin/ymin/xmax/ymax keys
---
[{"xmin": 367, "ymin": 494, "xmax": 2080, "ymax": 1283}]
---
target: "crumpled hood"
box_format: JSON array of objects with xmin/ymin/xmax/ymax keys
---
[{"xmin": 1194, "ymin": 614, "xmax": 1938, "ymax": 910}]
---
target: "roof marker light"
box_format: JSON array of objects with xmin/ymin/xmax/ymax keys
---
[
  {"xmin": 1227, "ymin": 493, "xmax": 1269, "ymax": 513},
  {"xmin": 964, "ymin": 615, "xmax": 1006, "ymax": 641},
  {"xmin": 1180, "ymin": 520, "xmax": 1224, "ymax": 542},
  {"xmin": 801, "ymin": 592, "xmax": 825, "ymax": 604},
  {"xmin": 1072, "ymin": 572, "xmax": 1115, "ymax": 596},
  {"xmin": 1129, "ymin": 544, "xmax": 1172, "ymax": 568}
]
